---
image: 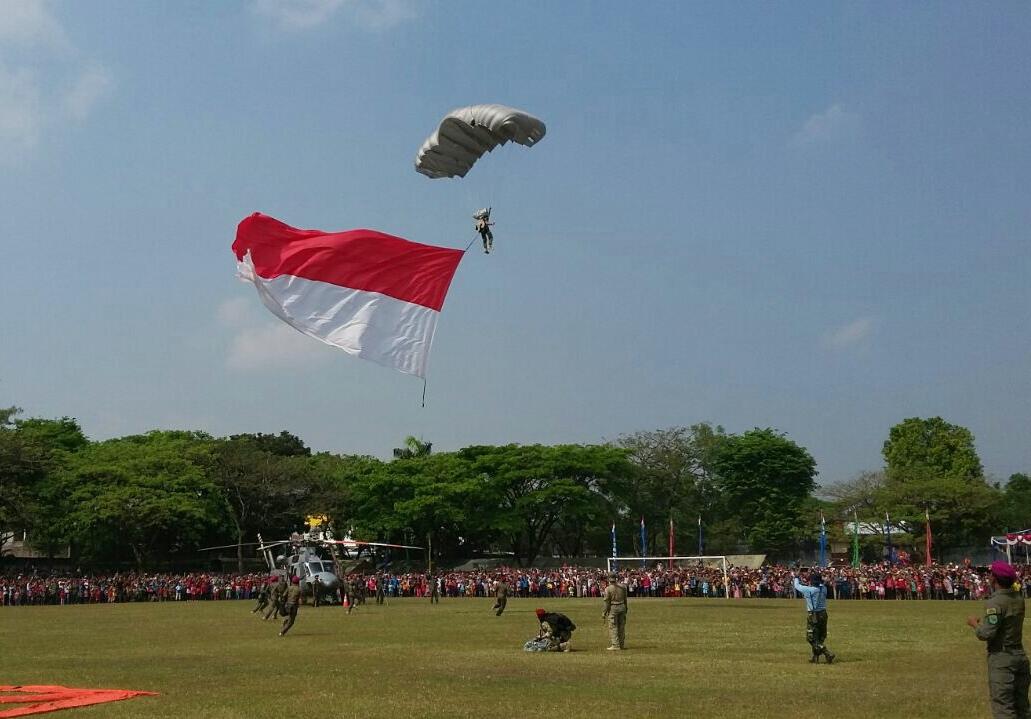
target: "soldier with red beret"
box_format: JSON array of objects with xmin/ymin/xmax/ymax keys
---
[{"xmin": 967, "ymin": 561, "xmax": 1028, "ymax": 718}]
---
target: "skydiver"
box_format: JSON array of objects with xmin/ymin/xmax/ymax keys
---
[{"xmin": 473, "ymin": 208, "xmax": 494, "ymax": 254}]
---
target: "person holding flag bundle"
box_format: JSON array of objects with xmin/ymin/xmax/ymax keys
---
[
  {"xmin": 966, "ymin": 561, "xmax": 1028, "ymax": 718},
  {"xmin": 792, "ymin": 569, "xmax": 835, "ymax": 664}
]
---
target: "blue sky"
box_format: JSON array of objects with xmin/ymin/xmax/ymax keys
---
[{"xmin": 1, "ymin": 1, "xmax": 1028, "ymax": 487}]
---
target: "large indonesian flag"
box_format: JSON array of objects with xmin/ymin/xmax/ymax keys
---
[{"xmin": 233, "ymin": 213, "xmax": 464, "ymax": 378}]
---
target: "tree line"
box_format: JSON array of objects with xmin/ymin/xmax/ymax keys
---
[{"xmin": 1, "ymin": 404, "xmax": 1026, "ymax": 568}]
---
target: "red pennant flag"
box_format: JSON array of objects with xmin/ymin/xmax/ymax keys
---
[{"xmin": 0, "ymin": 685, "xmax": 157, "ymax": 717}]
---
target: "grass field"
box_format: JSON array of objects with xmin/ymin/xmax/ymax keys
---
[{"xmin": 0, "ymin": 597, "xmax": 998, "ymax": 718}]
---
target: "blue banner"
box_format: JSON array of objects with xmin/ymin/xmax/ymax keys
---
[{"xmin": 640, "ymin": 517, "xmax": 647, "ymax": 567}]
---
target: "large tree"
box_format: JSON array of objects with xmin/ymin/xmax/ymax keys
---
[
  {"xmin": 53, "ymin": 431, "xmax": 225, "ymax": 566},
  {"xmin": 614, "ymin": 424, "xmax": 725, "ymax": 555},
  {"xmin": 883, "ymin": 417, "xmax": 983, "ymax": 484},
  {"xmin": 209, "ymin": 436, "xmax": 316, "ymax": 571},
  {"xmin": 711, "ymin": 428, "xmax": 817, "ymax": 553},
  {"xmin": 0, "ymin": 413, "xmax": 88, "ymax": 553},
  {"xmin": 1001, "ymin": 473, "xmax": 1031, "ymax": 530}
]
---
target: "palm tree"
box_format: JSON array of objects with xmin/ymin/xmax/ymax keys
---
[{"xmin": 392, "ymin": 435, "xmax": 432, "ymax": 460}]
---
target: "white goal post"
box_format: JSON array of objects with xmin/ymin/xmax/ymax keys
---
[{"xmin": 606, "ymin": 556, "xmax": 730, "ymax": 595}]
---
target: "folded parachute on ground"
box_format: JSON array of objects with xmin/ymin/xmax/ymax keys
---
[{"xmin": 414, "ymin": 104, "xmax": 546, "ymax": 179}]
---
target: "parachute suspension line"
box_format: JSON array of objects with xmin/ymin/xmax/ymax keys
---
[{"xmin": 464, "ymin": 234, "xmax": 479, "ymax": 252}]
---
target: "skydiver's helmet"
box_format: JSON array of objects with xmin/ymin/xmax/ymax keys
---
[
  {"xmin": 809, "ymin": 572, "xmax": 823, "ymax": 586},
  {"xmin": 473, "ymin": 208, "xmax": 491, "ymax": 221}
]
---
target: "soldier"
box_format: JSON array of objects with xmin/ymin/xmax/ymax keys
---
[
  {"xmin": 251, "ymin": 577, "xmax": 272, "ymax": 615},
  {"xmin": 429, "ymin": 574, "xmax": 440, "ymax": 604},
  {"xmin": 793, "ymin": 570, "xmax": 835, "ymax": 664},
  {"xmin": 967, "ymin": 561, "xmax": 1029, "ymax": 719},
  {"xmin": 492, "ymin": 578, "xmax": 510, "ymax": 616},
  {"xmin": 340, "ymin": 576, "xmax": 355, "ymax": 615},
  {"xmin": 375, "ymin": 574, "xmax": 386, "ymax": 605},
  {"xmin": 279, "ymin": 576, "xmax": 302, "ymax": 636},
  {"xmin": 535, "ymin": 608, "xmax": 576, "ymax": 652},
  {"xmin": 263, "ymin": 575, "xmax": 286, "ymax": 621},
  {"xmin": 602, "ymin": 571, "xmax": 628, "ymax": 651}
]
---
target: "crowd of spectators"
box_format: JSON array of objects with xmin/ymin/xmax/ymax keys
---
[{"xmin": 3, "ymin": 561, "xmax": 1029, "ymax": 607}]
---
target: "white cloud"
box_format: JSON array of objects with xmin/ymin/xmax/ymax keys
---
[
  {"xmin": 63, "ymin": 64, "xmax": 113, "ymax": 121},
  {"xmin": 0, "ymin": 0, "xmax": 67, "ymax": 49},
  {"xmin": 824, "ymin": 317, "xmax": 875, "ymax": 350},
  {"xmin": 252, "ymin": 0, "xmax": 417, "ymax": 31},
  {"xmin": 227, "ymin": 322, "xmax": 331, "ymax": 371},
  {"xmin": 791, "ymin": 104, "xmax": 861, "ymax": 147},
  {"xmin": 0, "ymin": 1, "xmax": 112, "ymax": 159},
  {"xmin": 217, "ymin": 297, "xmax": 256, "ymax": 326},
  {"xmin": 0, "ymin": 64, "xmax": 41, "ymax": 149}
]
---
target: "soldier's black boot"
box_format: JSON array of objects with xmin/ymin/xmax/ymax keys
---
[{"xmin": 824, "ymin": 649, "xmax": 835, "ymax": 664}]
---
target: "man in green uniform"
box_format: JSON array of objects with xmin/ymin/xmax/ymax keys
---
[
  {"xmin": 429, "ymin": 574, "xmax": 440, "ymax": 604},
  {"xmin": 375, "ymin": 574, "xmax": 386, "ymax": 605},
  {"xmin": 602, "ymin": 571, "xmax": 628, "ymax": 650},
  {"xmin": 279, "ymin": 576, "xmax": 302, "ymax": 636},
  {"xmin": 340, "ymin": 576, "xmax": 355, "ymax": 615},
  {"xmin": 264, "ymin": 575, "xmax": 286, "ymax": 621},
  {"xmin": 251, "ymin": 577, "xmax": 272, "ymax": 615},
  {"xmin": 535, "ymin": 608, "xmax": 576, "ymax": 652},
  {"xmin": 967, "ymin": 561, "xmax": 1029, "ymax": 718},
  {"xmin": 492, "ymin": 579, "xmax": 510, "ymax": 616}
]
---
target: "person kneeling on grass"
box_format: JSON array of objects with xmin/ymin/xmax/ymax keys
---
[{"xmin": 535, "ymin": 608, "xmax": 576, "ymax": 652}]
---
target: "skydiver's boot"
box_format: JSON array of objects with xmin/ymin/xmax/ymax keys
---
[{"xmin": 824, "ymin": 648, "xmax": 835, "ymax": 664}]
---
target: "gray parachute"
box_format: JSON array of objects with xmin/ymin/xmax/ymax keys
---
[{"xmin": 415, "ymin": 104, "xmax": 546, "ymax": 179}]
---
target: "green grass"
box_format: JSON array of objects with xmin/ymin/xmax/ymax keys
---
[{"xmin": 0, "ymin": 597, "xmax": 998, "ymax": 718}]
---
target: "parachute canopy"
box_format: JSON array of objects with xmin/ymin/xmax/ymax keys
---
[{"xmin": 415, "ymin": 104, "xmax": 546, "ymax": 179}]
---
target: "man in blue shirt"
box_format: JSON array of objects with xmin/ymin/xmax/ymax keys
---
[{"xmin": 793, "ymin": 570, "xmax": 836, "ymax": 664}]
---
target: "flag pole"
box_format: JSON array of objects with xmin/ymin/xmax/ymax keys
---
[
  {"xmin": 610, "ymin": 522, "xmax": 618, "ymax": 571},
  {"xmin": 819, "ymin": 512, "xmax": 827, "ymax": 568},
  {"xmin": 640, "ymin": 517, "xmax": 647, "ymax": 568},
  {"xmin": 669, "ymin": 516, "xmax": 674, "ymax": 570},
  {"xmin": 885, "ymin": 512, "xmax": 893, "ymax": 565},
  {"xmin": 851, "ymin": 510, "xmax": 860, "ymax": 568},
  {"xmin": 924, "ymin": 507, "xmax": 932, "ymax": 567}
]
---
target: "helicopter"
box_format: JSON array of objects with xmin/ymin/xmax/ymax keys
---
[{"xmin": 202, "ymin": 516, "xmax": 422, "ymax": 606}]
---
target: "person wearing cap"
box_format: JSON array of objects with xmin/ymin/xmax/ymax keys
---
[
  {"xmin": 279, "ymin": 575, "xmax": 302, "ymax": 636},
  {"xmin": 966, "ymin": 561, "xmax": 1028, "ymax": 718},
  {"xmin": 264, "ymin": 574, "xmax": 287, "ymax": 621},
  {"xmin": 792, "ymin": 570, "xmax": 835, "ymax": 664},
  {"xmin": 535, "ymin": 608, "xmax": 576, "ymax": 652},
  {"xmin": 602, "ymin": 571, "xmax": 628, "ymax": 650}
]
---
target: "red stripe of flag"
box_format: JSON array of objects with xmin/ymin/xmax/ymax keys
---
[{"xmin": 233, "ymin": 213, "xmax": 464, "ymax": 312}]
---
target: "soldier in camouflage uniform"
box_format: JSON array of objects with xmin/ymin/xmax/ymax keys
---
[
  {"xmin": 602, "ymin": 572, "xmax": 628, "ymax": 650},
  {"xmin": 375, "ymin": 574, "xmax": 386, "ymax": 605},
  {"xmin": 492, "ymin": 579, "xmax": 510, "ymax": 616},
  {"xmin": 251, "ymin": 577, "xmax": 272, "ymax": 615},
  {"xmin": 263, "ymin": 575, "xmax": 286, "ymax": 621},
  {"xmin": 279, "ymin": 576, "xmax": 302, "ymax": 636},
  {"xmin": 968, "ymin": 561, "xmax": 1029, "ymax": 719}
]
